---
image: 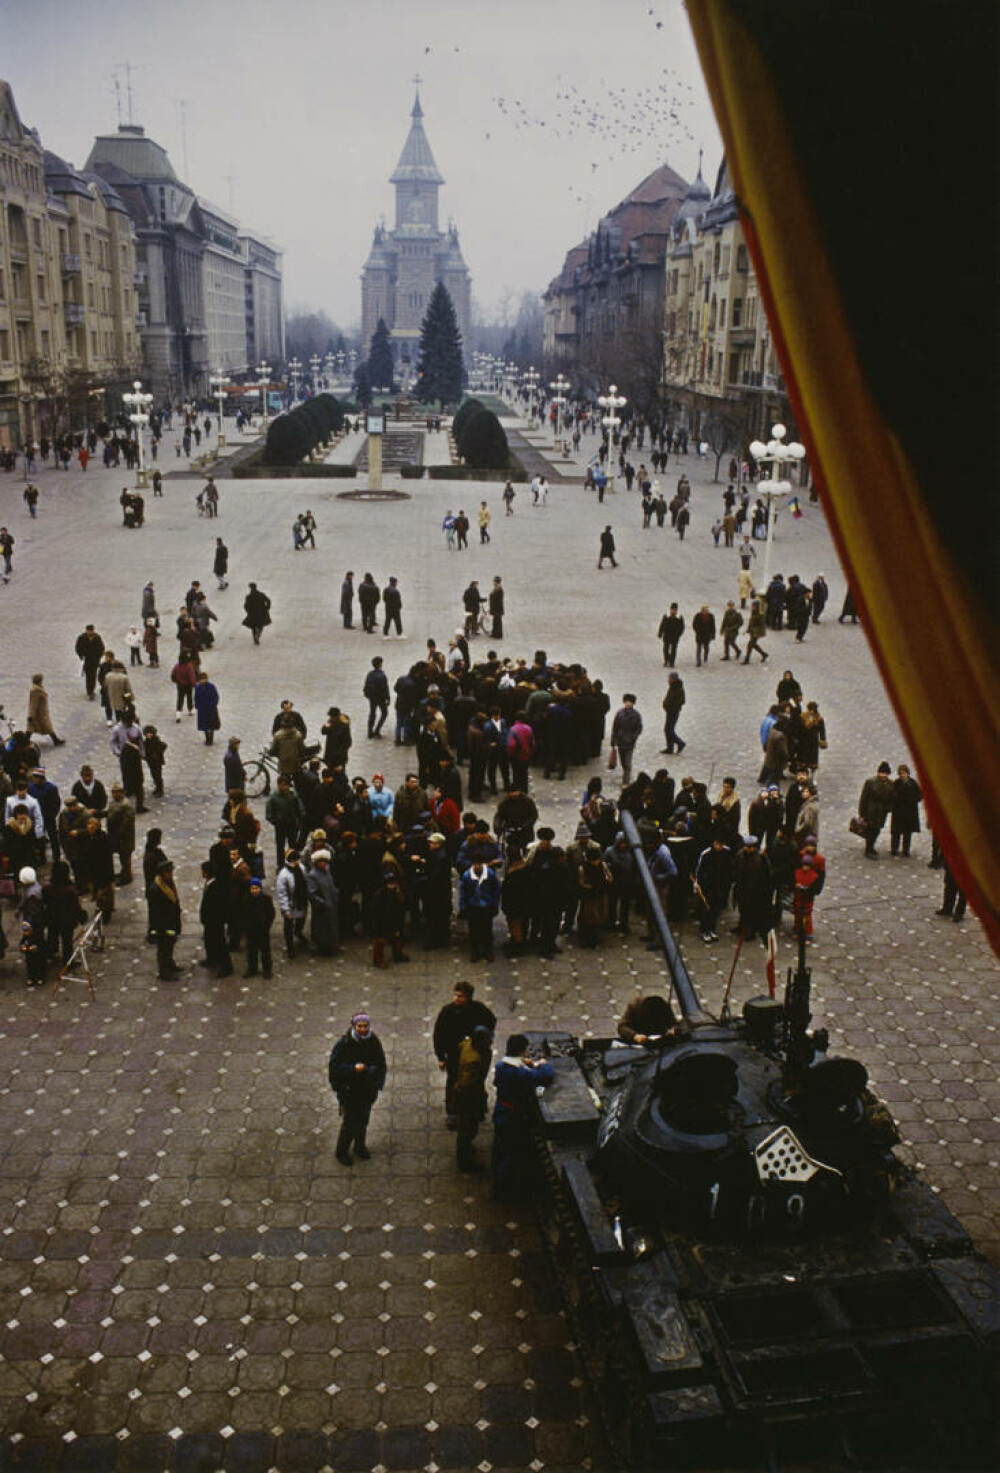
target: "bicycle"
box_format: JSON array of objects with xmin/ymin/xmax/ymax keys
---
[{"xmin": 244, "ymin": 746, "xmax": 279, "ymax": 798}]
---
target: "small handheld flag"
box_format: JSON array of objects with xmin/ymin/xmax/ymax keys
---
[{"xmin": 788, "ymin": 496, "xmax": 804, "ymax": 519}]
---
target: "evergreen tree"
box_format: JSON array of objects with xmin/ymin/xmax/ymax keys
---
[
  {"xmin": 416, "ymin": 282, "xmax": 464, "ymax": 408},
  {"xmin": 353, "ymin": 362, "xmax": 373, "ymax": 407},
  {"xmin": 367, "ymin": 318, "xmax": 396, "ymax": 392}
]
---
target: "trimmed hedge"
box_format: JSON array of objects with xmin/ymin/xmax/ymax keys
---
[
  {"xmin": 262, "ymin": 394, "xmax": 344, "ymax": 466},
  {"xmin": 400, "ymin": 464, "xmax": 425, "ymax": 479},
  {"xmin": 460, "ymin": 406, "xmax": 509, "ymax": 469},
  {"xmin": 452, "ymin": 397, "xmax": 484, "ymax": 449},
  {"xmin": 233, "ymin": 450, "xmax": 357, "ymax": 480},
  {"xmin": 428, "ymin": 464, "xmax": 527, "ymax": 483}
]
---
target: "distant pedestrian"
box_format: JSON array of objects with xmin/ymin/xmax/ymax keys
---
[
  {"xmin": 242, "ymin": 583, "xmax": 272, "ymax": 644},
  {"xmin": 340, "ymin": 571, "xmax": 355, "ymax": 629},
  {"xmin": 143, "ymin": 619, "xmax": 160, "ymax": 667},
  {"xmin": 610, "ymin": 693, "xmax": 642, "ymax": 783},
  {"xmin": 598, "ymin": 525, "xmax": 617, "ymax": 568},
  {"xmin": 26, "ymin": 674, "xmax": 64, "ymax": 746},
  {"xmin": 382, "ymin": 577, "xmax": 403, "ymax": 638},
  {"xmin": 489, "ymin": 577, "xmax": 505, "ymax": 640},
  {"xmin": 194, "ymin": 672, "xmax": 221, "ymax": 745},
  {"xmin": 502, "ymin": 482, "xmax": 515, "ymax": 515},
  {"xmin": 213, "ymin": 538, "xmax": 229, "ymax": 589},
  {"xmin": 478, "ymin": 501, "xmax": 491, "ymax": 543},
  {"xmin": 662, "ymin": 673, "xmax": 686, "ymax": 754},
  {"xmin": 0, "ymin": 526, "xmax": 13, "ymax": 578}
]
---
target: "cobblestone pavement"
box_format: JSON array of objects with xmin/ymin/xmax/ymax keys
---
[{"xmin": 0, "ymin": 419, "xmax": 997, "ymax": 1472}]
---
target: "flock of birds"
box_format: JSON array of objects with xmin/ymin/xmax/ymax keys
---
[{"xmin": 421, "ymin": 6, "xmax": 699, "ymax": 208}]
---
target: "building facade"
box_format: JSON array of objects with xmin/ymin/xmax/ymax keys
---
[
  {"xmin": 0, "ymin": 80, "xmax": 145, "ymax": 449},
  {"xmin": 663, "ymin": 160, "xmax": 793, "ymax": 444},
  {"xmin": 200, "ymin": 198, "xmax": 246, "ymax": 375},
  {"xmin": 240, "ymin": 230, "xmax": 284, "ymax": 369},
  {"xmin": 86, "ymin": 123, "xmax": 283, "ymax": 402},
  {"xmin": 542, "ymin": 161, "xmax": 689, "ymax": 405},
  {"xmin": 360, "ymin": 90, "xmax": 471, "ymax": 386}
]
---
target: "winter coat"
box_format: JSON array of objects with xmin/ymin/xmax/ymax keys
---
[
  {"xmin": 328, "ymin": 1030, "xmax": 386, "ymax": 1107},
  {"xmin": 271, "ymin": 726, "xmax": 307, "ymax": 775},
  {"xmin": 147, "ymin": 875, "xmax": 182, "ymax": 937},
  {"xmin": 26, "ymin": 683, "xmax": 56, "ymax": 736},
  {"xmin": 458, "ymin": 865, "xmax": 502, "ymax": 915},
  {"xmin": 193, "ymin": 681, "xmax": 220, "ymax": 734},
  {"xmin": 306, "ymin": 864, "xmax": 339, "ymax": 949},
  {"xmin": 275, "ymin": 862, "xmax": 309, "ymax": 918},
  {"xmin": 106, "ymin": 797, "xmax": 136, "ymax": 856}
]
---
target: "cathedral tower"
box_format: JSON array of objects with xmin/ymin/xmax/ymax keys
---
[{"xmin": 361, "ymin": 87, "xmax": 471, "ymax": 387}]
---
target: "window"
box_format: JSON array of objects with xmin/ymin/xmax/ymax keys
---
[
  {"xmin": 90, "ymin": 331, "xmax": 98, "ymax": 356},
  {"xmin": 0, "ymin": 329, "xmax": 9, "ymax": 359},
  {"xmin": 719, "ymin": 299, "xmax": 727, "ymax": 329},
  {"xmin": 32, "ymin": 218, "xmax": 41, "ymax": 248},
  {"xmin": 732, "ymin": 298, "xmax": 743, "ymax": 327},
  {"xmin": 736, "ymin": 243, "xmax": 749, "ymax": 272},
  {"xmin": 84, "ymin": 234, "xmax": 92, "ymax": 260},
  {"xmin": 11, "ymin": 268, "xmax": 22, "ymax": 300},
  {"xmin": 36, "ymin": 274, "xmax": 46, "ymax": 303},
  {"xmin": 41, "ymin": 329, "xmax": 50, "ymax": 359}
]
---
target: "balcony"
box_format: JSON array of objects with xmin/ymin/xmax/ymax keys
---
[
  {"xmin": 741, "ymin": 369, "xmax": 786, "ymax": 393},
  {"xmin": 64, "ymin": 303, "xmax": 86, "ymax": 327},
  {"xmin": 62, "ymin": 253, "xmax": 82, "ymax": 275}
]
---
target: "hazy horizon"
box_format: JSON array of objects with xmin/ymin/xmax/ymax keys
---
[{"xmin": 2, "ymin": 0, "xmax": 723, "ymax": 333}]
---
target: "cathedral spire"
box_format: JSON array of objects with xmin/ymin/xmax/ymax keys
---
[{"xmin": 391, "ymin": 85, "xmax": 444, "ymax": 186}]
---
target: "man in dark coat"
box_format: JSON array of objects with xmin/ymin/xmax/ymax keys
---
[
  {"xmin": 306, "ymin": 850, "xmax": 340, "ymax": 954},
  {"xmin": 363, "ymin": 657, "xmax": 390, "ymax": 738},
  {"xmin": 597, "ymin": 525, "xmax": 617, "ymax": 568},
  {"xmin": 358, "ymin": 573, "xmax": 380, "ymax": 632},
  {"xmin": 433, "ymin": 981, "xmax": 497, "ymax": 1126},
  {"xmin": 242, "ymin": 583, "xmax": 272, "ymax": 644},
  {"xmin": 382, "ymin": 577, "xmax": 403, "ymax": 638},
  {"xmin": 340, "ymin": 571, "xmax": 355, "ymax": 629},
  {"xmin": 732, "ymin": 836, "xmax": 774, "ymax": 943},
  {"xmin": 148, "ymin": 859, "xmax": 182, "ymax": 980},
  {"xmin": 693, "ymin": 836, "xmax": 733, "ymax": 942},
  {"xmin": 858, "ymin": 761, "xmax": 895, "ymax": 857},
  {"xmin": 489, "ymin": 577, "xmax": 505, "ymax": 640},
  {"xmin": 657, "ymin": 603, "xmax": 684, "ymax": 667},
  {"xmin": 74, "ymin": 625, "xmax": 105, "ymax": 698},
  {"xmin": 662, "ymin": 674, "xmax": 686, "ymax": 755},
  {"xmin": 328, "ymin": 1011, "xmax": 387, "ymax": 1164},
  {"xmin": 692, "ymin": 605, "xmax": 716, "ymax": 666}
]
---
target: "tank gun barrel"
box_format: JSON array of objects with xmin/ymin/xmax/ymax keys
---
[{"xmin": 620, "ymin": 811, "xmax": 713, "ymax": 1026}]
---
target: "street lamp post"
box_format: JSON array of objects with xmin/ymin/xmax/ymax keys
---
[
  {"xmin": 209, "ymin": 371, "xmax": 228, "ymax": 447},
  {"xmin": 256, "ymin": 362, "xmax": 272, "ymax": 431},
  {"xmin": 122, "ymin": 379, "xmax": 154, "ymax": 487},
  {"xmin": 288, "ymin": 357, "xmax": 302, "ymax": 408},
  {"xmin": 523, "ymin": 366, "xmax": 540, "ymax": 428},
  {"xmin": 748, "ymin": 422, "xmax": 807, "ymax": 590},
  {"xmin": 549, "ymin": 372, "xmax": 570, "ymax": 450},
  {"xmin": 598, "ymin": 383, "xmax": 627, "ymax": 492}
]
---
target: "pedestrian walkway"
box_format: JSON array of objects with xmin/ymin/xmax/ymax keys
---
[{"xmin": 0, "ymin": 435, "xmax": 996, "ymax": 1470}]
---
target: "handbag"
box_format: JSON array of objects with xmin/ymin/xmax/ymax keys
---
[
  {"xmin": 848, "ymin": 815, "xmax": 868, "ymax": 838},
  {"xmin": 607, "ymin": 746, "xmax": 618, "ymax": 771}
]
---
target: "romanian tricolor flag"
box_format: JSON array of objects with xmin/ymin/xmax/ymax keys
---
[
  {"xmin": 788, "ymin": 497, "xmax": 803, "ymax": 520},
  {"xmin": 688, "ymin": 1, "xmax": 1000, "ymax": 956}
]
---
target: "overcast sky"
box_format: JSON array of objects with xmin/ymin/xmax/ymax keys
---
[{"xmin": 3, "ymin": 0, "xmax": 722, "ymax": 333}]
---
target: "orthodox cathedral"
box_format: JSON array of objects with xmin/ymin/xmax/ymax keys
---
[{"xmin": 360, "ymin": 88, "xmax": 472, "ymax": 386}]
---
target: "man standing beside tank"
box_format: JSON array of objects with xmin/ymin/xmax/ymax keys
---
[{"xmin": 433, "ymin": 981, "xmax": 497, "ymax": 1129}]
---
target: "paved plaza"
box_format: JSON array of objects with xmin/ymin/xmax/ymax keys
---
[{"xmin": 0, "ymin": 415, "xmax": 997, "ymax": 1473}]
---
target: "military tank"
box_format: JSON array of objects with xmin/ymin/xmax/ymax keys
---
[{"xmin": 525, "ymin": 812, "xmax": 1000, "ymax": 1470}]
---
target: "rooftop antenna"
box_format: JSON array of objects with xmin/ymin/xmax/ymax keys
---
[
  {"xmin": 124, "ymin": 62, "xmax": 134, "ymax": 125},
  {"xmin": 112, "ymin": 71, "xmax": 123, "ymax": 128}
]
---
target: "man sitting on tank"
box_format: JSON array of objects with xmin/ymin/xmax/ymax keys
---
[{"xmin": 617, "ymin": 993, "xmax": 677, "ymax": 1046}]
